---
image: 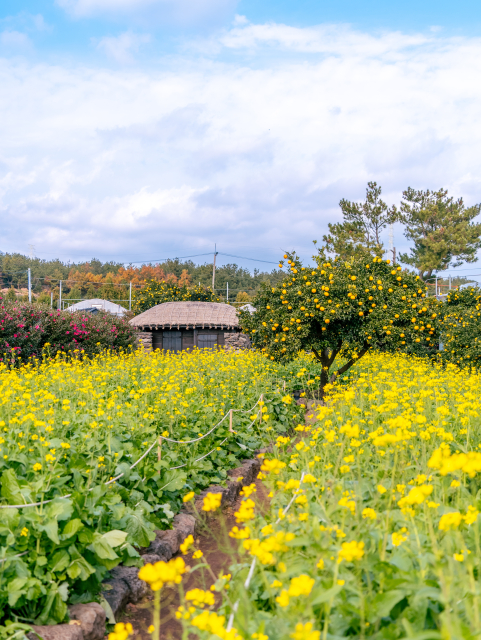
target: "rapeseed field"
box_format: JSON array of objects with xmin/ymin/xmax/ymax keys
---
[{"xmin": 171, "ymin": 352, "xmax": 481, "ymax": 640}]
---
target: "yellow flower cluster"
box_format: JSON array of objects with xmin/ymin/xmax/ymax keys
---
[
  {"xmin": 108, "ymin": 623, "xmax": 133, "ymax": 640},
  {"xmin": 185, "ymin": 588, "xmax": 215, "ymax": 607},
  {"xmin": 190, "ymin": 610, "xmax": 242, "ymax": 640},
  {"xmin": 138, "ymin": 557, "xmax": 186, "ymax": 591},
  {"xmin": 202, "ymin": 492, "xmax": 222, "ymax": 512}
]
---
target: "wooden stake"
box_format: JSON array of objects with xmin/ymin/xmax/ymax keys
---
[
  {"xmin": 229, "ymin": 409, "xmax": 234, "ymax": 433},
  {"xmin": 158, "ymin": 436, "xmax": 162, "ymax": 473}
]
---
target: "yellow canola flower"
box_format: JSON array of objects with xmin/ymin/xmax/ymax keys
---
[
  {"xmin": 183, "ymin": 492, "xmax": 195, "ymax": 503},
  {"xmin": 438, "ymin": 512, "xmax": 463, "ymax": 531},
  {"xmin": 338, "ymin": 541, "xmax": 365, "ymax": 563},
  {"xmin": 108, "ymin": 623, "xmax": 133, "ymax": 640},
  {"xmin": 190, "ymin": 610, "xmax": 242, "ymax": 640},
  {"xmin": 398, "ymin": 485, "xmax": 433, "ymax": 508},
  {"xmin": 428, "ymin": 447, "xmax": 481, "ymax": 478},
  {"xmin": 261, "ymin": 458, "xmax": 287, "ymax": 474},
  {"xmin": 288, "ymin": 574, "xmax": 315, "ymax": 597},
  {"xmin": 185, "ymin": 588, "xmax": 215, "ymax": 607},
  {"xmin": 362, "ymin": 507, "xmax": 377, "ymax": 520},
  {"xmin": 243, "ymin": 531, "xmax": 295, "ymax": 565},
  {"xmin": 290, "ymin": 622, "xmax": 321, "ymax": 640},
  {"xmin": 229, "ymin": 526, "xmax": 251, "ymax": 539},
  {"xmin": 235, "ymin": 498, "xmax": 256, "ymax": 523},
  {"xmin": 180, "ymin": 535, "xmax": 194, "ymax": 554},
  {"xmin": 240, "ymin": 483, "xmax": 256, "ymax": 498},
  {"xmin": 392, "ymin": 531, "xmax": 409, "ymax": 547},
  {"xmin": 203, "ymin": 493, "xmax": 222, "ymax": 512},
  {"xmin": 138, "ymin": 557, "xmax": 186, "ymax": 591}
]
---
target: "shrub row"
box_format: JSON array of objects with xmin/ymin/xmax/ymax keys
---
[{"xmin": 0, "ymin": 299, "xmax": 136, "ymax": 363}]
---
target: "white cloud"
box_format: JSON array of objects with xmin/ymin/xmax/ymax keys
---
[
  {"xmin": 95, "ymin": 32, "xmax": 151, "ymax": 63},
  {"xmin": 0, "ymin": 30, "xmax": 31, "ymax": 48},
  {"xmin": 56, "ymin": 0, "xmax": 238, "ymax": 26},
  {"xmin": 1, "ymin": 22, "xmax": 481, "ymax": 262}
]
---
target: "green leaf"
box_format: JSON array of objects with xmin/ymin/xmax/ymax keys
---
[
  {"xmin": 88, "ymin": 533, "xmax": 119, "ymax": 560},
  {"xmin": 49, "ymin": 550, "xmax": 70, "ymax": 574},
  {"xmin": 0, "ymin": 508, "xmax": 20, "ymax": 530},
  {"xmin": 160, "ymin": 470, "xmax": 187, "ymax": 492},
  {"xmin": 46, "ymin": 499, "xmax": 73, "ymax": 521},
  {"xmin": 101, "ymin": 530, "xmax": 128, "ymax": 548},
  {"xmin": 40, "ymin": 519, "xmax": 59, "ymax": 545},
  {"xmin": 122, "ymin": 510, "xmax": 155, "ymax": 547},
  {"xmin": 61, "ymin": 518, "xmax": 83, "ymax": 540},
  {"xmin": 310, "ymin": 584, "xmax": 343, "ymax": 606},
  {"xmin": 1, "ymin": 469, "xmax": 23, "ymax": 505},
  {"xmin": 67, "ymin": 557, "xmax": 96, "ymax": 581},
  {"xmin": 368, "ymin": 589, "xmax": 408, "ymax": 622},
  {"xmin": 7, "ymin": 578, "xmax": 28, "ymax": 607},
  {"xmin": 99, "ymin": 595, "xmax": 116, "ymax": 624}
]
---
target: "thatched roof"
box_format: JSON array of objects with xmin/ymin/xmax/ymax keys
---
[{"xmin": 129, "ymin": 301, "xmax": 240, "ymax": 330}]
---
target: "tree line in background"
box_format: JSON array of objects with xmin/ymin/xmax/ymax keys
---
[{"xmin": 0, "ymin": 254, "xmax": 284, "ymax": 307}]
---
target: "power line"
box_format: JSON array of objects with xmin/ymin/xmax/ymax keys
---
[{"xmin": 218, "ymin": 252, "xmax": 278, "ymax": 265}]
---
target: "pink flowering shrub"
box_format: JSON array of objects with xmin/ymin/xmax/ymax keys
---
[{"xmin": 0, "ymin": 299, "xmax": 136, "ymax": 363}]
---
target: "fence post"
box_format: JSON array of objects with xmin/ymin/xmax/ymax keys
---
[
  {"xmin": 259, "ymin": 393, "xmax": 264, "ymax": 426},
  {"xmin": 229, "ymin": 409, "xmax": 234, "ymax": 433},
  {"xmin": 158, "ymin": 436, "xmax": 162, "ymax": 473},
  {"xmin": 50, "ymin": 291, "xmax": 53, "ymax": 309},
  {"xmin": 58, "ymin": 280, "xmax": 62, "ymax": 310},
  {"xmin": 227, "ymin": 282, "xmax": 229, "ymax": 303},
  {"xmin": 27, "ymin": 268, "xmax": 31, "ymax": 303},
  {"xmin": 129, "ymin": 281, "xmax": 132, "ymax": 311}
]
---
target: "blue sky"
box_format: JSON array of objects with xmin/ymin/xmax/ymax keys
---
[{"xmin": 1, "ymin": 0, "xmax": 481, "ymax": 275}]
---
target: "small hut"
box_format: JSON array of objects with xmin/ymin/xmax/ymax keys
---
[{"xmin": 129, "ymin": 301, "xmax": 245, "ymax": 352}]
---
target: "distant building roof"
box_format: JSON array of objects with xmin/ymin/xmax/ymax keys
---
[
  {"xmin": 130, "ymin": 301, "xmax": 240, "ymax": 330},
  {"xmin": 65, "ymin": 298, "xmax": 127, "ymax": 316}
]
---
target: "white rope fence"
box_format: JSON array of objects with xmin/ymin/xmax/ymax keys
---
[
  {"xmin": 226, "ymin": 470, "xmax": 306, "ymax": 632},
  {"xmin": 0, "ymin": 394, "xmax": 266, "ymax": 510}
]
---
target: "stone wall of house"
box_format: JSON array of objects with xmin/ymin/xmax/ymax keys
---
[
  {"xmin": 224, "ymin": 332, "xmax": 251, "ymax": 350},
  {"xmin": 136, "ymin": 331, "xmax": 152, "ymax": 351}
]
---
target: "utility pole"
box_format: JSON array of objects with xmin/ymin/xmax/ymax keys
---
[
  {"xmin": 50, "ymin": 291, "xmax": 53, "ymax": 309},
  {"xmin": 27, "ymin": 268, "xmax": 32, "ymax": 303},
  {"xmin": 212, "ymin": 244, "xmax": 218, "ymax": 291},
  {"xmin": 58, "ymin": 280, "xmax": 62, "ymax": 310},
  {"xmin": 226, "ymin": 282, "xmax": 229, "ymax": 303},
  {"xmin": 435, "ymin": 276, "xmax": 438, "ymax": 297},
  {"xmin": 129, "ymin": 281, "xmax": 132, "ymax": 311},
  {"xmin": 389, "ymin": 224, "xmax": 396, "ymax": 264}
]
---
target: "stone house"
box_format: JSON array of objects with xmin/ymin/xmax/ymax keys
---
[{"xmin": 129, "ymin": 301, "xmax": 250, "ymax": 352}]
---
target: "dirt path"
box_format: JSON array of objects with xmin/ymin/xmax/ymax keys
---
[
  {"xmin": 118, "ymin": 402, "xmax": 318, "ymax": 639},
  {"xmin": 118, "ymin": 479, "xmax": 269, "ymax": 640}
]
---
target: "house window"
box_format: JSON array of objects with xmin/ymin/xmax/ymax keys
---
[
  {"xmin": 163, "ymin": 331, "xmax": 182, "ymax": 353},
  {"xmin": 198, "ymin": 334, "xmax": 217, "ymax": 350}
]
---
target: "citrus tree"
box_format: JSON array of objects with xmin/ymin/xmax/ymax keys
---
[
  {"xmin": 240, "ymin": 249, "xmax": 435, "ymax": 395},
  {"xmin": 439, "ymin": 286, "xmax": 481, "ymax": 367},
  {"xmin": 132, "ymin": 281, "xmax": 220, "ymax": 314}
]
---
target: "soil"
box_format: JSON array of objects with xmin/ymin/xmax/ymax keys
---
[{"xmin": 118, "ymin": 479, "xmax": 270, "ymax": 640}]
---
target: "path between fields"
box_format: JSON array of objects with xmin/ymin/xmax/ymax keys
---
[{"xmin": 117, "ymin": 402, "xmax": 318, "ymax": 640}]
